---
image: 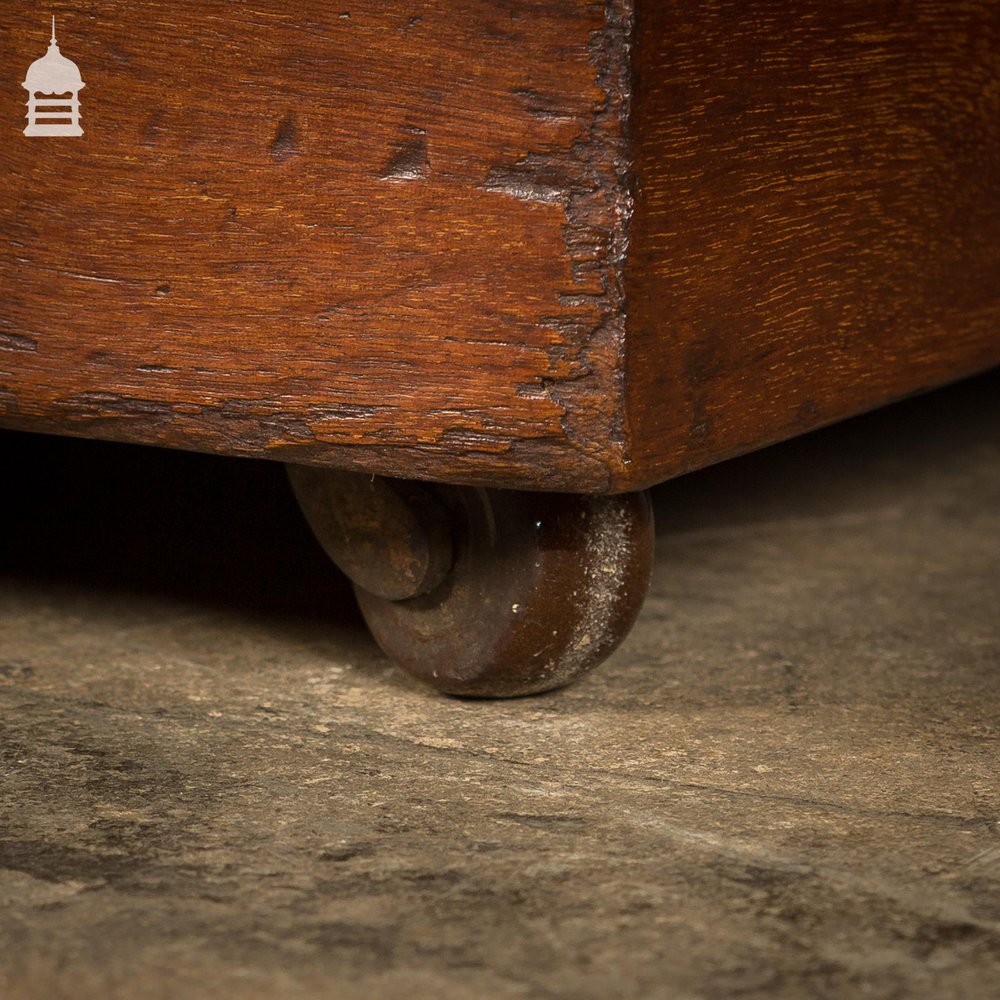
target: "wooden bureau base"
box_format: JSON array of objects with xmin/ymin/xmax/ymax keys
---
[{"xmin": 2, "ymin": 1, "xmax": 997, "ymax": 693}]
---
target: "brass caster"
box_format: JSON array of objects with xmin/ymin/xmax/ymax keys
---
[{"xmin": 287, "ymin": 467, "xmax": 654, "ymax": 698}]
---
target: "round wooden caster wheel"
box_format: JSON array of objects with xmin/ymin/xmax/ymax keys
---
[{"xmin": 287, "ymin": 467, "xmax": 654, "ymax": 698}]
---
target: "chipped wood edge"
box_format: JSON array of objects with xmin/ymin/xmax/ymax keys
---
[{"xmin": 0, "ymin": 2, "xmax": 640, "ymax": 495}]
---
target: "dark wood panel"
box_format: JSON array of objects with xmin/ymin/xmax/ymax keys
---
[
  {"xmin": 4, "ymin": 1, "xmax": 998, "ymax": 494},
  {"xmin": 623, "ymin": 0, "xmax": 1000, "ymax": 488},
  {"xmin": 0, "ymin": 0, "xmax": 632, "ymax": 491}
]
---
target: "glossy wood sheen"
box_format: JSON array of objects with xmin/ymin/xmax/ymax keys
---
[
  {"xmin": 2, "ymin": 1, "xmax": 998, "ymax": 493},
  {"xmin": 0, "ymin": 0, "xmax": 631, "ymax": 491},
  {"xmin": 624, "ymin": 0, "xmax": 1000, "ymax": 485}
]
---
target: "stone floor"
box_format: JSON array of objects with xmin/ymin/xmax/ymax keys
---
[{"xmin": 1, "ymin": 372, "xmax": 998, "ymax": 999}]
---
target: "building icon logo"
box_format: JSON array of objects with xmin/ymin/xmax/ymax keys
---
[{"xmin": 23, "ymin": 17, "xmax": 85, "ymax": 136}]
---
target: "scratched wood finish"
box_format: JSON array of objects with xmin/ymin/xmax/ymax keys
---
[
  {"xmin": 1, "ymin": 1, "xmax": 998, "ymax": 493},
  {"xmin": 0, "ymin": 0, "xmax": 631, "ymax": 491},
  {"xmin": 623, "ymin": 0, "xmax": 1000, "ymax": 486}
]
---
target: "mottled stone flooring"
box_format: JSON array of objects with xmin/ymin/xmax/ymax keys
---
[{"xmin": 2, "ymin": 372, "xmax": 998, "ymax": 999}]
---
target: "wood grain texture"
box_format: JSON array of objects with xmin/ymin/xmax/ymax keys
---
[
  {"xmin": 0, "ymin": 0, "xmax": 632, "ymax": 491},
  {"xmin": 623, "ymin": 0, "xmax": 1000, "ymax": 487},
  {"xmin": 2, "ymin": 0, "xmax": 998, "ymax": 493}
]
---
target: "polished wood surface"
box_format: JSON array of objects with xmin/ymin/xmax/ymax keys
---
[
  {"xmin": 1, "ymin": 0, "xmax": 631, "ymax": 491},
  {"xmin": 624, "ymin": 0, "xmax": 1000, "ymax": 486},
  {"xmin": 2, "ymin": 1, "xmax": 998, "ymax": 492}
]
